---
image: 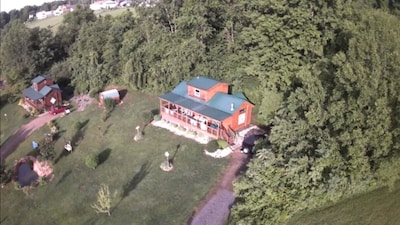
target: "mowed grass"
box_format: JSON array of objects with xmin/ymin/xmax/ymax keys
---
[
  {"xmin": 286, "ymin": 182, "xmax": 400, "ymax": 225},
  {"xmin": 0, "ymin": 91, "xmax": 229, "ymax": 225},
  {"xmin": 0, "ymin": 93, "xmax": 32, "ymax": 146},
  {"xmin": 26, "ymin": 8, "xmax": 133, "ymax": 32}
]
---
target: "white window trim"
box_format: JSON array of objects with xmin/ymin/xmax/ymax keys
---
[{"xmin": 194, "ymin": 89, "xmax": 200, "ymax": 97}]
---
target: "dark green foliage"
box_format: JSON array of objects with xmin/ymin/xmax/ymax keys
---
[
  {"xmin": 206, "ymin": 140, "xmax": 219, "ymax": 151},
  {"xmin": 38, "ymin": 140, "xmax": 55, "ymax": 161},
  {"xmin": 73, "ymin": 121, "xmax": 82, "ymax": 131},
  {"xmin": 1, "ymin": 1, "xmax": 399, "ymax": 224},
  {"xmin": 103, "ymin": 98, "xmax": 116, "ymax": 111},
  {"xmin": 153, "ymin": 114, "xmax": 162, "ymax": 121},
  {"xmin": 85, "ymin": 154, "xmax": 99, "ymax": 169},
  {"xmin": 140, "ymin": 111, "xmax": 153, "ymax": 124},
  {"xmin": 217, "ymin": 139, "xmax": 229, "ymax": 149},
  {"xmin": 0, "ymin": 163, "xmax": 12, "ymax": 187}
]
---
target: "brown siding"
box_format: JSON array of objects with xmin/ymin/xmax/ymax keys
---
[
  {"xmin": 187, "ymin": 82, "xmax": 229, "ymax": 102},
  {"xmin": 205, "ymin": 83, "xmax": 229, "ymax": 102},
  {"xmin": 223, "ymin": 102, "xmax": 253, "ymax": 131}
]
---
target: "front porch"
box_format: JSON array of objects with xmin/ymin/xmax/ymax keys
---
[
  {"xmin": 160, "ymin": 99, "xmax": 236, "ymax": 144},
  {"xmin": 160, "ymin": 109, "xmax": 220, "ymax": 141}
]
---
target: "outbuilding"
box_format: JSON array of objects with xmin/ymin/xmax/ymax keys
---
[{"xmin": 99, "ymin": 89, "xmax": 120, "ymax": 107}]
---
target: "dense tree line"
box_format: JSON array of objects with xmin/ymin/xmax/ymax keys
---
[{"xmin": 1, "ymin": 0, "xmax": 399, "ymax": 224}]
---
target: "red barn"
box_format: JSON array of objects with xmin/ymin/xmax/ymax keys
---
[
  {"xmin": 22, "ymin": 75, "xmax": 62, "ymax": 112},
  {"xmin": 159, "ymin": 76, "xmax": 254, "ymax": 144}
]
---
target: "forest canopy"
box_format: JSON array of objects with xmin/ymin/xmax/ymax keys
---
[{"xmin": 1, "ymin": 0, "xmax": 399, "ymax": 224}]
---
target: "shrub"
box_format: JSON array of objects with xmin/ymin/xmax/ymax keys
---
[
  {"xmin": 206, "ymin": 139, "xmax": 219, "ymax": 151},
  {"xmin": 153, "ymin": 114, "xmax": 162, "ymax": 121},
  {"xmin": 85, "ymin": 154, "xmax": 99, "ymax": 169},
  {"xmin": 91, "ymin": 184, "xmax": 114, "ymax": 216},
  {"xmin": 217, "ymin": 139, "xmax": 229, "ymax": 149},
  {"xmin": 89, "ymin": 88, "xmax": 101, "ymax": 98},
  {"xmin": 101, "ymin": 110, "xmax": 109, "ymax": 122},
  {"xmin": 37, "ymin": 177, "xmax": 48, "ymax": 186},
  {"xmin": 0, "ymin": 165, "xmax": 11, "ymax": 187},
  {"xmin": 188, "ymin": 130, "xmax": 197, "ymax": 136},
  {"xmin": 140, "ymin": 111, "xmax": 153, "ymax": 124},
  {"xmin": 73, "ymin": 121, "xmax": 82, "ymax": 130},
  {"xmin": 103, "ymin": 98, "xmax": 116, "ymax": 112},
  {"xmin": 177, "ymin": 126, "xmax": 186, "ymax": 132}
]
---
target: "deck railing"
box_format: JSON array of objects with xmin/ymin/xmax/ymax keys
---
[{"xmin": 161, "ymin": 108, "xmax": 219, "ymax": 138}]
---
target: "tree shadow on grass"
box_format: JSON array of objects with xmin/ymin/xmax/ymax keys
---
[
  {"xmin": 56, "ymin": 169, "xmax": 72, "ymax": 186},
  {"xmin": 54, "ymin": 148, "xmax": 72, "ymax": 164},
  {"xmin": 98, "ymin": 148, "xmax": 112, "ymax": 166},
  {"xmin": 115, "ymin": 161, "xmax": 151, "ymax": 209}
]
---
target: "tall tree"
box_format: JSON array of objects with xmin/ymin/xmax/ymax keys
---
[{"xmin": 0, "ymin": 20, "xmax": 35, "ymax": 91}]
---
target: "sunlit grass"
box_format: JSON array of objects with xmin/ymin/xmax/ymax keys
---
[
  {"xmin": 286, "ymin": 182, "xmax": 400, "ymax": 225},
  {"xmin": 0, "ymin": 91, "xmax": 229, "ymax": 225}
]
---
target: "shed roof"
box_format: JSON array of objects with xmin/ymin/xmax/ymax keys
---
[
  {"xmin": 22, "ymin": 87, "xmax": 43, "ymax": 100},
  {"xmin": 100, "ymin": 89, "xmax": 120, "ymax": 99},
  {"xmin": 187, "ymin": 76, "xmax": 223, "ymax": 90}
]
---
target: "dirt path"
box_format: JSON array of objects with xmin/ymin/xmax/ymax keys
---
[
  {"xmin": 0, "ymin": 113, "xmax": 63, "ymax": 160},
  {"xmin": 188, "ymin": 150, "xmax": 249, "ymax": 225},
  {"xmin": 0, "ymin": 94, "xmax": 92, "ymax": 161}
]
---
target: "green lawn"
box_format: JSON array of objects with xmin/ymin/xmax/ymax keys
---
[
  {"xmin": 0, "ymin": 91, "xmax": 229, "ymax": 225},
  {"xmin": 0, "ymin": 93, "xmax": 31, "ymax": 146},
  {"xmin": 286, "ymin": 183, "xmax": 400, "ymax": 225},
  {"xmin": 26, "ymin": 8, "xmax": 133, "ymax": 32}
]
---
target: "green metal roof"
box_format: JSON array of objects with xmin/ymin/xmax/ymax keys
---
[
  {"xmin": 187, "ymin": 76, "xmax": 222, "ymax": 90},
  {"xmin": 160, "ymin": 80, "xmax": 251, "ymax": 121},
  {"xmin": 207, "ymin": 92, "xmax": 247, "ymax": 114}
]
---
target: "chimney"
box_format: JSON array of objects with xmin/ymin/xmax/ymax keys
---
[{"xmin": 230, "ymin": 103, "xmax": 234, "ymax": 111}]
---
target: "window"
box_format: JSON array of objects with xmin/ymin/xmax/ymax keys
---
[
  {"xmin": 239, "ymin": 108, "xmax": 246, "ymax": 113},
  {"xmin": 194, "ymin": 89, "xmax": 200, "ymax": 97}
]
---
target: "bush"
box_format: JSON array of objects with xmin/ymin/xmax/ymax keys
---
[
  {"xmin": 217, "ymin": 139, "xmax": 229, "ymax": 149},
  {"xmin": 0, "ymin": 165, "xmax": 11, "ymax": 187},
  {"xmin": 101, "ymin": 110, "xmax": 109, "ymax": 122},
  {"xmin": 37, "ymin": 177, "xmax": 48, "ymax": 186},
  {"xmin": 140, "ymin": 111, "xmax": 153, "ymax": 124},
  {"xmin": 153, "ymin": 114, "xmax": 162, "ymax": 121},
  {"xmin": 103, "ymin": 98, "xmax": 116, "ymax": 112},
  {"xmin": 206, "ymin": 139, "xmax": 219, "ymax": 151},
  {"xmin": 89, "ymin": 88, "xmax": 101, "ymax": 98},
  {"xmin": 73, "ymin": 121, "xmax": 82, "ymax": 130},
  {"xmin": 85, "ymin": 154, "xmax": 99, "ymax": 169}
]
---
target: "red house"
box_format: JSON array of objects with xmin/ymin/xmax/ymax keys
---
[
  {"xmin": 159, "ymin": 76, "xmax": 254, "ymax": 144},
  {"xmin": 22, "ymin": 75, "xmax": 62, "ymax": 112}
]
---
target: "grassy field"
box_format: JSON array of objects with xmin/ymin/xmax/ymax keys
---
[
  {"xmin": 0, "ymin": 93, "xmax": 32, "ymax": 146},
  {"xmin": 26, "ymin": 8, "xmax": 132, "ymax": 32},
  {"xmin": 286, "ymin": 183, "xmax": 400, "ymax": 225},
  {"xmin": 0, "ymin": 91, "xmax": 229, "ymax": 225}
]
